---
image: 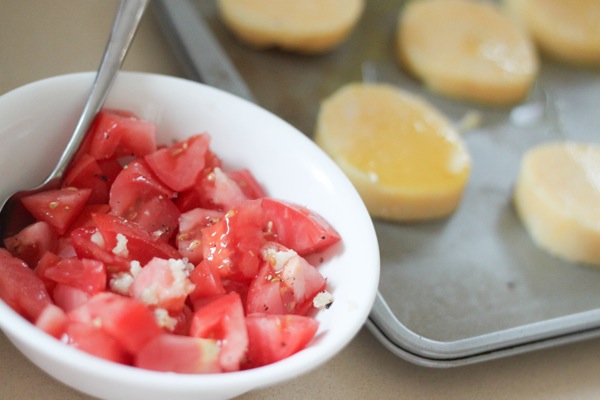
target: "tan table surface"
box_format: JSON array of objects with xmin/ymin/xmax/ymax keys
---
[{"xmin": 2, "ymin": 1, "xmax": 600, "ymax": 399}]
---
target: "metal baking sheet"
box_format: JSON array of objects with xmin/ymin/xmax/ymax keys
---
[{"xmin": 154, "ymin": 0, "xmax": 600, "ymax": 366}]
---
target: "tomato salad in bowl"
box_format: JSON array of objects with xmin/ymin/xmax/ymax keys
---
[{"xmin": 0, "ymin": 72, "xmax": 379, "ymax": 400}]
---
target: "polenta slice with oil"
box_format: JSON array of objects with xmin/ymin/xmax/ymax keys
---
[{"xmin": 314, "ymin": 83, "xmax": 471, "ymax": 222}]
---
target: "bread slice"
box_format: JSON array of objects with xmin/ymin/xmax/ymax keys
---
[
  {"xmin": 217, "ymin": 0, "xmax": 365, "ymax": 54},
  {"xmin": 513, "ymin": 142, "xmax": 600, "ymax": 266},
  {"xmin": 397, "ymin": 0, "xmax": 538, "ymax": 105},
  {"xmin": 314, "ymin": 83, "xmax": 471, "ymax": 222}
]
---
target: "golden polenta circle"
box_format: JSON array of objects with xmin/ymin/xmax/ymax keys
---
[
  {"xmin": 505, "ymin": 0, "xmax": 600, "ymax": 67},
  {"xmin": 217, "ymin": 0, "xmax": 365, "ymax": 54},
  {"xmin": 397, "ymin": 0, "xmax": 538, "ymax": 105},
  {"xmin": 513, "ymin": 142, "xmax": 600, "ymax": 266},
  {"xmin": 314, "ymin": 83, "xmax": 471, "ymax": 222}
]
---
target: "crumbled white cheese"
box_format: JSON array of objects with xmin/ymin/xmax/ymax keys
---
[
  {"xmin": 91, "ymin": 230, "xmax": 105, "ymax": 247},
  {"xmin": 130, "ymin": 260, "xmax": 142, "ymax": 277},
  {"xmin": 138, "ymin": 258, "xmax": 195, "ymax": 306},
  {"xmin": 313, "ymin": 290, "xmax": 334, "ymax": 309},
  {"xmin": 154, "ymin": 308, "xmax": 177, "ymax": 331},
  {"xmin": 109, "ymin": 272, "xmax": 135, "ymax": 295},
  {"xmin": 109, "ymin": 261, "xmax": 142, "ymax": 295},
  {"xmin": 112, "ymin": 233, "xmax": 129, "ymax": 257}
]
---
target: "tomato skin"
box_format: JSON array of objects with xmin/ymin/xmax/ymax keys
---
[
  {"xmin": 190, "ymin": 292, "xmax": 248, "ymax": 372},
  {"xmin": 3, "ymin": 221, "xmax": 58, "ymax": 268},
  {"xmin": 21, "ymin": 188, "xmax": 92, "ymax": 235},
  {"xmin": 262, "ymin": 197, "xmax": 341, "ymax": 255},
  {"xmin": 0, "ymin": 248, "xmax": 53, "ymax": 322},
  {"xmin": 244, "ymin": 313, "xmax": 319, "ymax": 368},
  {"xmin": 145, "ymin": 134, "xmax": 211, "ymax": 192},
  {"xmin": 135, "ymin": 333, "xmax": 221, "ymax": 374}
]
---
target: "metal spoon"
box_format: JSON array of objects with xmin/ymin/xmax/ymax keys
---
[{"xmin": 0, "ymin": 0, "xmax": 148, "ymax": 235}]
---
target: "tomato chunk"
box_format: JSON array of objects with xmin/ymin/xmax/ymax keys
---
[
  {"xmin": 244, "ymin": 314, "xmax": 318, "ymax": 368},
  {"xmin": 35, "ymin": 303, "xmax": 68, "ymax": 338},
  {"xmin": 190, "ymin": 292, "xmax": 248, "ymax": 372},
  {"xmin": 62, "ymin": 321, "xmax": 131, "ymax": 364},
  {"xmin": 84, "ymin": 109, "xmax": 157, "ymax": 160},
  {"xmin": 44, "ymin": 257, "xmax": 106, "ymax": 294},
  {"xmin": 68, "ymin": 292, "xmax": 162, "ymax": 354},
  {"xmin": 3, "ymin": 221, "xmax": 58, "ymax": 268},
  {"xmin": 109, "ymin": 159, "xmax": 176, "ymax": 221},
  {"xmin": 202, "ymin": 200, "xmax": 264, "ymax": 281},
  {"xmin": 247, "ymin": 242, "xmax": 326, "ymax": 315},
  {"xmin": 93, "ymin": 213, "xmax": 180, "ymax": 266},
  {"xmin": 0, "ymin": 248, "xmax": 52, "ymax": 321},
  {"xmin": 177, "ymin": 208, "xmax": 223, "ymax": 264},
  {"xmin": 262, "ymin": 198, "xmax": 341, "ymax": 255},
  {"xmin": 145, "ymin": 133, "xmax": 211, "ymax": 192},
  {"xmin": 135, "ymin": 333, "xmax": 221, "ymax": 374},
  {"xmin": 21, "ymin": 188, "xmax": 92, "ymax": 235}
]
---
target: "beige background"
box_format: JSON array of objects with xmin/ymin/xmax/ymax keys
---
[{"xmin": 2, "ymin": 1, "xmax": 600, "ymax": 399}]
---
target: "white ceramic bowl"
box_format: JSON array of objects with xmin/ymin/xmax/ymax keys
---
[{"xmin": 0, "ymin": 72, "xmax": 380, "ymax": 400}]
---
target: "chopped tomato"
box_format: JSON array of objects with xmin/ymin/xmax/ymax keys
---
[
  {"xmin": 0, "ymin": 108, "xmax": 342, "ymax": 374},
  {"xmin": 92, "ymin": 213, "xmax": 180, "ymax": 266},
  {"xmin": 62, "ymin": 320, "xmax": 131, "ymax": 364},
  {"xmin": 247, "ymin": 242, "xmax": 326, "ymax": 315},
  {"xmin": 129, "ymin": 257, "xmax": 195, "ymax": 312},
  {"xmin": 244, "ymin": 313, "xmax": 319, "ymax": 368},
  {"xmin": 35, "ymin": 303, "xmax": 68, "ymax": 338},
  {"xmin": 262, "ymin": 198, "xmax": 341, "ymax": 255},
  {"xmin": 70, "ymin": 226, "xmax": 131, "ymax": 273},
  {"xmin": 84, "ymin": 109, "xmax": 157, "ymax": 160},
  {"xmin": 145, "ymin": 133, "xmax": 211, "ymax": 192},
  {"xmin": 52, "ymin": 283, "xmax": 91, "ymax": 313},
  {"xmin": 44, "ymin": 257, "xmax": 106, "ymax": 294},
  {"xmin": 20, "ymin": 188, "xmax": 92, "ymax": 235},
  {"xmin": 227, "ymin": 169, "xmax": 266, "ymax": 200},
  {"xmin": 190, "ymin": 292, "xmax": 248, "ymax": 372},
  {"xmin": 135, "ymin": 333, "xmax": 221, "ymax": 373},
  {"xmin": 3, "ymin": 221, "xmax": 58, "ymax": 268},
  {"xmin": 0, "ymin": 248, "xmax": 52, "ymax": 321},
  {"xmin": 62, "ymin": 153, "xmax": 113, "ymax": 204},
  {"xmin": 188, "ymin": 260, "xmax": 225, "ymax": 302},
  {"xmin": 202, "ymin": 200, "xmax": 264, "ymax": 281},
  {"xmin": 34, "ymin": 251, "xmax": 61, "ymax": 292},
  {"xmin": 109, "ymin": 159, "xmax": 176, "ymax": 221},
  {"xmin": 68, "ymin": 292, "xmax": 162, "ymax": 354},
  {"xmin": 177, "ymin": 208, "xmax": 223, "ymax": 264}
]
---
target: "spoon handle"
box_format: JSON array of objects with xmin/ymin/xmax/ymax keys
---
[{"xmin": 45, "ymin": 0, "xmax": 149, "ymax": 186}]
